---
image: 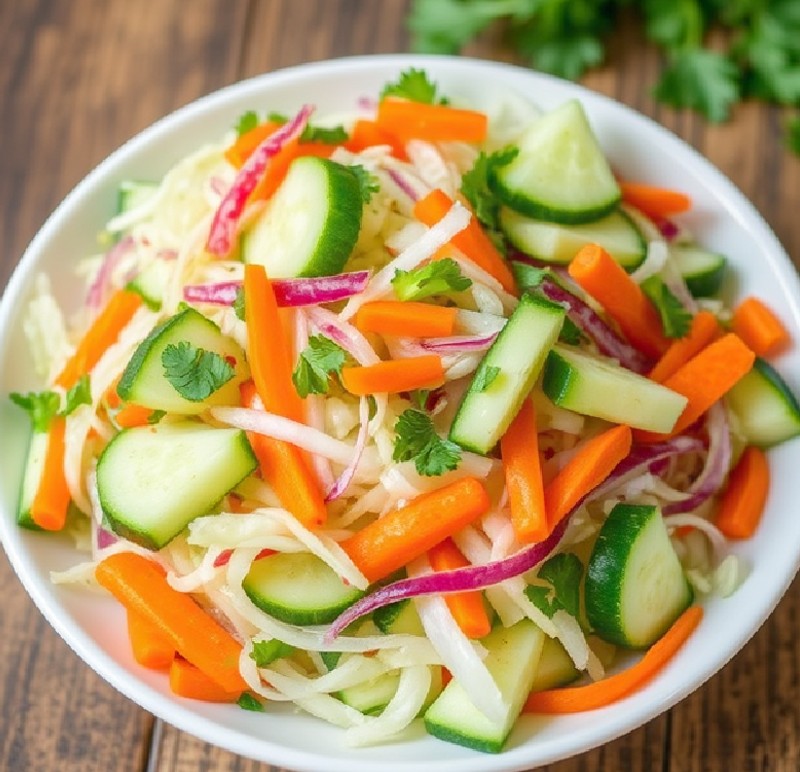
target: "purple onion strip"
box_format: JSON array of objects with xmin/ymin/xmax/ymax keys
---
[
  {"xmin": 420, "ymin": 333, "xmax": 497, "ymax": 354},
  {"xmin": 386, "ymin": 168, "xmax": 420, "ymax": 202},
  {"xmin": 87, "ymin": 236, "xmax": 135, "ymax": 309},
  {"xmin": 325, "ymin": 397, "xmax": 370, "ymax": 503}
]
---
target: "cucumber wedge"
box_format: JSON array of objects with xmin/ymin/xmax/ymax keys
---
[
  {"xmin": 241, "ymin": 156, "xmax": 363, "ymax": 278},
  {"xmin": 542, "ymin": 345, "xmax": 688, "ymax": 433},
  {"xmin": 126, "ymin": 259, "xmax": 172, "ymax": 311},
  {"xmin": 97, "ymin": 422, "xmax": 257, "ymax": 549},
  {"xmin": 16, "ymin": 432, "xmax": 49, "ymax": 531},
  {"xmin": 373, "ymin": 598, "xmax": 425, "ymax": 636},
  {"xmin": 529, "ymin": 636, "xmax": 578, "ymax": 692},
  {"xmin": 586, "ymin": 503, "xmax": 692, "ymax": 648},
  {"xmin": 672, "ymin": 245, "xmax": 727, "ymax": 297},
  {"xmin": 424, "ymin": 620, "xmax": 545, "ymax": 754},
  {"xmin": 490, "ymin": 100, "xmax": 620, "ymax": 224},
  {"xmin": 338, "ymin": 665, "xmax": 443, "ymax": 717},
  {"xmin": 449, "ymin": 293, "xmax": 565, "ymax": 454}
]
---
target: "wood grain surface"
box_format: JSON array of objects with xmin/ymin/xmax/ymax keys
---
[{"xmin": 1, "ymin": 2, "xmax": 798, "ymax": 770}]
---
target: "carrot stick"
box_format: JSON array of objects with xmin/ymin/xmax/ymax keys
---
[
  {"xmin": 341, "ymin": 356, "xmax": 445, "ymax": 396},
  {"xmin": 341, "ymin": 477, "xmax": 491, "ymax": 583},
  {"xmin": 29, "ymin": 417, "xmax": 70, "ymax": 531},
  {"xmin": 126, "ymin": 609, "xmax": 174, "ymax": 670},
  {"xmin": 95, "ymin": 552, "xmax": 248, "ymax": 693},
  {"xmin": 376, "ymin": 98, "xmax": 488, "ymax": 143},
  {"xmin": 414, "ymin": 189, "xmax": 517, "ymax": 295},
  {"xmin": 356, "ymin": 301, "xmax": 457, "ymax": 338},
  {"xmin": 249, "ymin": 137, "xmax": 301, "ymax": 202},
  {"xmin": 568, "ymin": 244, "xmax": 669, "ymax": 359},
  {"xmin": 345, "ymin": 119, "xmax": 407, "ymax": 159},
  {"xmin": 224, "ymin": 121, "xmax": 282, "ymax": 168},
  {"xmin": 524, "ymin": 606, "xmax": 703, "ymax": 713},
  {"xmin": 648, "ymin": 311, "xmax": 721, "ymax": 383},
  {"xmin": 115, "ymin": 403, "xmax": 156, "ymax": 428},
  {"xmin": 428, "ymin": 538, "xmax": 491, "ymax": 639},
  {"xmin": 731, "ymin": 296, "xmax": 791, "ymax": 358},
  {"xmin": 500, "ymin": 398, "xmax": 548, "ymax": 543},
  {"xmin": 169, "ymin": 657, "xmax": 241, "ymax": 703},
  {"xmin": 619, "ymin": 182, "xmax": 692, "ymax": 220},
  {"xmin": 55, "ymin": 289, "xmax": 143, "ymax": 388},
  {"xmin": 636, "ymin": 333, "xmax": 756, "ymax": 442},
  {"xmin": 545, "ymin": 425, "xmax": 632, "ymax": 531},
  {"xmin": 715, "ymin": 446, "xmax": 769, "ymax": 539}
]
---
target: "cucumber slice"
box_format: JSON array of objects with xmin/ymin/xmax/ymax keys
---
[
  {"xmin": 529, "ymin": 636, "xmax": 578, "ymax": 692},
  {"xmin": 16, "ymin": 432, "xmax": 48, "ymax": 531},
  {"xmin": 117, "ymin": 180, "xmax": 158, "ymax": 213},
  {"xmin": 727, "ymin": 357, "xmax": 800, "ymax": 447},
  {"xmin": 672, "ymin": 245, "xmax": 727, "ymax": 297},
  {"xmin": 500, "ymin": 207, "xmax": 646, "ymax": 270},
  {"xmin": 97, "ymin": 422, "xmax": 257, "ymax": 549},
  {"xmin": 373, "ymin": 598, "xmax": 425, "ymax": 635},
  {"xmin": 338, "ymin": 666, "xmax": 443, "ymax": 717},
  {"xmin": 586, "ymin": 503, "xmax": 692, "ymax": 648},
  {"xmin": 542, "ymin": 345, "xmax": 688, "ymax": 433},
  {"xmin": 242, "ymin": 552, "xmax": 365, "ymax": 625},
  {"xmin": 490, "ymin": 100, "xmax": 620, "ymax": 224},
  {"xmin": 423, "ymin": 619, "xmax": 545, "ymax": 754},
  {"xmin": 126, "ymin": 259, "xmax": 172, "ymax": 311},
  {"xmin": 241, "ymin": 156, "xmax": 362, "ymax": 278},
  {"xmin": 117, "ymin": 307, "xmax": 248, "ymax": 414},
  {"xmin": 449, "ymin": 293, "xmax": 565, "ymax": 454}
]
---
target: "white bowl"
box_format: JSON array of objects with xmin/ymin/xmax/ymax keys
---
[{"xmin": 2, "ymin": 55, "xmax": 800, "ymax": 772}]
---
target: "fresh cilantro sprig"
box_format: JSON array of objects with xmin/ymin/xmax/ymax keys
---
[
  {"xmin": 292, "ymin": 335, "xmax": 347, "ymax": 398},
  {"xmin": 349, "ymin": 164, "xmax": 380, "ymax": 203},
  {"xmin": 161, "ymin": 342, "xmax": 235, "ymax": 402},
  {"xmin": 237, "ymin": 693, "xmax": 265, "ymax": 712},
  {"xmin": 63, "ymin": 375, "xmax": 92, "ymax": 416},
  {"xmin": 641, "ymin": 276, "xmax": 692, "ymax": 339},
  {"xmin": 392, "ymin": 258, "xmax": 472, "ymax": 302},
  {"xmin": 461, "ymin": 147, "xmax": 518, "ymax": 232},
  {"xmin": 250, "ymin": 639, "xmax": 295, "ymax": 667},
  {"xmin": 393, "ymin": 408, "xmax": 462, "ymax": 476},
  {"xmin": 235, "ymin": 110, "xmax": 260, "ymax": 137},
  {"xmin": 524, "ymin": 553, "xmax": 584, "ymax": 619},
  {"xmin": 380, "ymin": 68, "xmax": 449, "ymax": 104},
  {"xmin": 11, "ymin": 374, "xmax": 93, "ymax": 433},
  {"xmin": 267, "ymin": 112, "xmax": 348, "ymax": 144}
]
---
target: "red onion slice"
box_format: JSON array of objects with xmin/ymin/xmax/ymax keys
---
[
  {"xmin": 87, "ymin": 236, "xmax": 135, "ymax": 309},
  {"xmin": 325, "ymin": 397, "xmax": 370, "ymax": 502},
  {"xmin": 95, "ymin": 522, "xmax": 119, "ymax": 551},
  {"xmin": 306, "ymin": 306, "xmax": 380, "ymax": 365},
  {"xmin": 386, "ymin": 168, "xmax": 421, "ymax": 201}
]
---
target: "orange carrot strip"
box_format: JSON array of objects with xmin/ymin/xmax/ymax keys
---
[
  {"xmin": 715, "ymin": 446, "xmax": 769, "ymax": 539},
  {"xmin": 501, "ymin": 398, "xmax": 548, "ymax": 544},
  {"xmin": 29, "ymin": 417, "xmax": 70, "ymax": 531},
  {"xmin": 104, "ymin": 378, "xmax": 122, "ymax": 410},
  {"xmin": 414, "ymin": 189, "xmax": 517, "ymax": 294},
  {"xmin": 568, "ymin": 244, "xmax": 669, "ymax": 359},
  {"xmin": 55, "ymin": 289, "xmax": 143, "ymax": 388},
  {"xmin": 648, "ymin": 311, "xmax": 721, "ymax": 383},
  {"xmin": 345, "ymin": 119, "xmax": 407, "ymax": 159},
  {"xmin": 545, "ymin": 425, "xmax": 633, "ymax": 531},
  {"xmin": 224, "ymin": 121, "xmax": 282, "ymax": 168},
  {"xmin": 636, "ymin": 333, "xmax": 756, "ymax": 442},
  {"xmin": 341, "ymin": 477, "xmax": 491, "ymax": 583},
  {"xmin": 428, "ymin": 538, "xmax": 491, "ymax": 639},
  {"xmin": 126, "ymin": 609, "xmax": 174, "ymax": 670},
  {"xmin": 249, "ymin": 136, "xmax": 301, "ymax": 202},
  {"xmin": 169, "ymin": 657, "xmax": 240, "ymax": 703},
  {"xmin": 115, "ymin": 403, "xmax": 155, "ymax": 428},
  {"xmin": 95, "ymin": 552, "xmax": 248, "ymax": 693},
  {"xmin": 731, "ymin": 296, "xmax": 791, "ymax": 358},
  {"xmin": 340, "ymin": 356, "xmax": 445, "ymax": 396},
  {"xmin": 356, "ymin": 301, "xmax": 457, "ymax": 338},
  {"xmin": 524, "ymin": 606, "xmax": 703, "ymax": 713},
  {"xmin": 377, "ymin": 98, "xmax": 488, "ymax": 143},
  {"xmin": 619, "ymin": 182, "xmax": 692, "ymax": 220}
]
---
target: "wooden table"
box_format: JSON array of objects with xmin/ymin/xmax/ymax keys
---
[{"xmin": 2, "ymin": 2, "xmax": 799, "ymax": 770}]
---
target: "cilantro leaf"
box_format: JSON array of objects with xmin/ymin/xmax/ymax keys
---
[
  {"xmin": 349, "ymin": 164, "xmax": 380, "ymax": 203},
  {"xmin": 524, "ymin": 553, "xmax": 584, "ymax": 619},
  {"xmin": 266, "ymin": 112, "xmax": 348, "ymax": 144},
  {"xmin": 392, "ymin": 258, "xmax": 472, "ymax": 302},
  {"xmin": 235, "ymin": 110, "xmax": 260, "ymax": 137},
  {"xmin": 250, "ymin": 639, "xmax": 295, "ymax": 667},
  {"xmin": 510, "ymin": 262, "xmax": 546, "ymax": 291},
  {"xmin": 292, "ymin": 335, "xmax": 347, "ymax": 398},
  {"xmin": 233, "ymin": 286, "xmax": 246, "ymax": 321},
  {"xmin": 237, "ymin": 693, "xmax": 265, "ymax": 712},
  {"xmin": 147, "ymin": 409, "xmax": 166, "ymax": 425},
  {"xmin": 641, "ymin": 276, "xmax": 693, "ymax": 339},
  {"xmin": 393, "ymin": 408, "xmax": 461, "ymax": 476},
  {"xmin": 460, "ymin": 147, "xmax": 518, "ymax": 231},
  {"xmin": 161, "ymin": 342, "xmax": 235, "ymax": 402},
  {"xmin": 380, "ymin": 68, "xmax": 448, "ymax": 104},
  {"xmin": 473, "ymin": 365, "xmax": 500, "ymax": 393},
  {"xmin": 9, "ymin": 390, "xmax": 61, "ymax": 433},
  {"xmin": 63, "ymin": 375, "xmax": 92, "ymax": 416}
]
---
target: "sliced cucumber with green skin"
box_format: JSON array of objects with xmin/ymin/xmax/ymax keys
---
[
  {"xmin": 424, "ymin": 619, "xmax": 545, "ymax": 754},
  {"xmin": 500, "ymin": 207, "xmax": 646, "ymax": 270},
  {"xmin": 542, "ymin": 345, "xmax": 688, "ymax": 433},
  {"xmin": 97, "ymin": 422, "xmax": 257, "ymax": 549},
  {"xmin": 243, "ymin": 552, "xmax": 365, "ymax": 626},
  {"xmin": 529, "ymin": 636, "xmax": 579, "ymax": 692},
  {"xmin": 373, "ymin": 598, "xmax": 425, "ymax": 636},
  {"xmin": 241, "ymin": 156, "xmax": 363, "ymax": 278},
  {"xmin": 490, "ymin": 100, "xmax": 620, "ymax": 224},
  {"xmin": 586, "ymin": 503, "xmax": 693, "ymax": 649},
  {"xmin": 126, "ymin": 259, "xmax": 172, "ymax": 310},
  {"xmin": 117, "ymin": 180, "xmax": 158, "ymax": 214},
  {"xmin": 449, "ymin": 293, "xmax": 565, "ymax": 454},
  {"xmin": 117, "ymin": 307, "xmax": 248, "ymax": 414},
  {"xmin": 338, "ymin": 665, "xmax": 443, "ymax": 717},
  {"xmin": 16, "ymin": 432, "xmax": 48, "ymax": 530},
  {"xmin": 727, "ymin": 357, "xmax": 800, "ymax": 447},
  {"xmin": 672, "ymin": 245, "xmax": 727, "ymax": 297}
]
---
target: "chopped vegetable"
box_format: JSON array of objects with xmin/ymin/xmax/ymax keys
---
[
  {"xmin": 461, "ymin": 147, "xmax": 519, "ymax": 231},
  {"xmin": 380, "ymin": 67, "xmax": 447, "ymax": 104},
  {"xmin": 292, "ymin": 335, "xmax": 347, "ymax": 398},
  {"xmin": 169, "ymin": 657, "xmax": 240, "ymax": 703},
  {"xmin": 731, "ymin": 296, "xmax": 790, "ymax": 357},
  {"xmin": 640, "ymin": 276, "xmax": 693, "ymax": 339},
  {"xmin": 341, "ymin": 356, "xmax": 446, "ymax": 396},
  {"xmin": 525, "ymin": 553, "xmax": 584, "ymax": 620},
  {"xmin": 619, "ymin": 182, "xmax": 692, "ymax": 220},
  {"xmin": 393, "ymin": 408, "xmax": 462, "ymax": 477},
  {"xmin": 161, "ymin": 341, "xmax": 235, "ymax": 402},
  {"xmin": 28, "ymin": 417, "xmax": 70, "ymax": 531},
  {"xmin": 648, "ymin": 311, "xmax": 721, "ymax": 383},
  {"xmin": 377, "ymin": 99, "xmax": 487, "ymax": 143},
  {"xmin": 715, "ymin": 446, "xmax": 769, "ymax": 539},
  {"xmin": 127, "ymin": 609, "xmax": 174, "ymax": 669},
  {"xmin": 391, "ymin": 258, "xmax": 472, "ymax": 301},
  {"xmin": 356, "ymin": 301, "xmax": 457, "ymax": 338}
]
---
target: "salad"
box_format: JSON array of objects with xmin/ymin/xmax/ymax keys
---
[{"xmin": 10, "ymin": 67, "xmax": 800, "ymax": 754}]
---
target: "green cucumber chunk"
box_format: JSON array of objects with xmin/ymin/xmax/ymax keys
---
[
  {"xmin": 126, "ymin": 259, "xmax": 172, "ymax": 311},
  {"xmin": 16, "ymin": 431, "xmax": 48, "ymax": 530},
  {"xmin": 529, "ymin": 635, "xmax": 578, "ymax": 692},
  {"xmin": 542, "ymin": 345, "xmax": 688, "ymax": 433},
  {"xmin": 97, "ymin": 422, "xmax": 257, "ymax": 549},
  {"xmin": 338, "ymin": 665, "xmax": 443, "ymax": 717},
  {"xmin": 373, "ymin": 598, "xmax": 425, "ymax": 636},
  {"xmin": 586, "ymin": 503, "xmax": 693, "ymax": 648},
  {"xmin": 241, "ymin": 155, "xmax": 363, "ymax": 278},
  {"xmin": 449, "ymin": 293, "xmax": 565, "ymax": 454},
  {"xmin": 672, "ymin": 245, "xmax": 727, "ymax": 297}
]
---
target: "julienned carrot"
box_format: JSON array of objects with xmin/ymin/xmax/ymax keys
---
[
  {"xmin": 55, "ymin": 289, "xmax": 143, "ymax": 389},
  {"xmin": 715, "ymin": 446, "xmax": 769, "ymax": 539},
  {"xmin": 169, "ymin": 657, "xmax": 241, "ymax": 703},
  {"xmin": 568, "ymin": 244, "xmax": 669, "ymax": 359},
  {"xmin": 648, "ymin": 311, "xmax": 721, "ymax": 383},
  {"xmin": 545, "ymin": 425, "xmax": 633, "ymax": 531},
  {"xmin": 249, "ymin": 137, "xmax": 301, "ymax": 202},
  {"xmin": 345, "ymin": 119, "xmax": 407, "ymax": 159},
  {"xmin": 731, "ymin": 296, "xmax": 790, "ymax": 357},
  {"xmin": 636, "ymin": 333, "xmax": 756, "ymax": 442},
  {"xmin": 500, "ymin": 398, "xmax": 548, "ymax": 544},
  {"xmin": 356, "ymin": 301, "xmax": 457, "ymax": 338},
  {"xmin": 341, "ymin": 477, "xmax": 491, "ymax": 583},
  {"xmin": 524, "ymin": 606, "xmax": 703, "ymax": 713},
  {"xmin": 414, "ymin": 189, "xmax": 517, "ymax": 294},
  {"xmin": 428, "ymin": 538, "xmax": 491, "ymax": 639},
  {"xmin": 619, "ymin": 182, "xmax": 692, "ymax": 220},
  {"xmin": 95, "ymin": 552, "xmax": 248, "ymax": 693},
  {"xmin": 225, "ymin": 121, "xmax": 282, "ymax": 167},
  {"xmin": 29, "ymin": 417, "xmax": 70, "ymax": 531},
  {"xmin": 127, "ymin": 609, "xmax": 174, "ymax": 669},
  {"xmin": 376, "ymin": 98, "xmax": 488, "ymax": 143},
  {"xmin": 240, "ymin": 381, "xmax": 326, "ymax": 529},
  {"xmin": 340, "ymin": 356, "xmax": 445, "ymax": 396},
  {"xmin": 115, "ymin": 403, "xmax": 156, "ymax": 428}
]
